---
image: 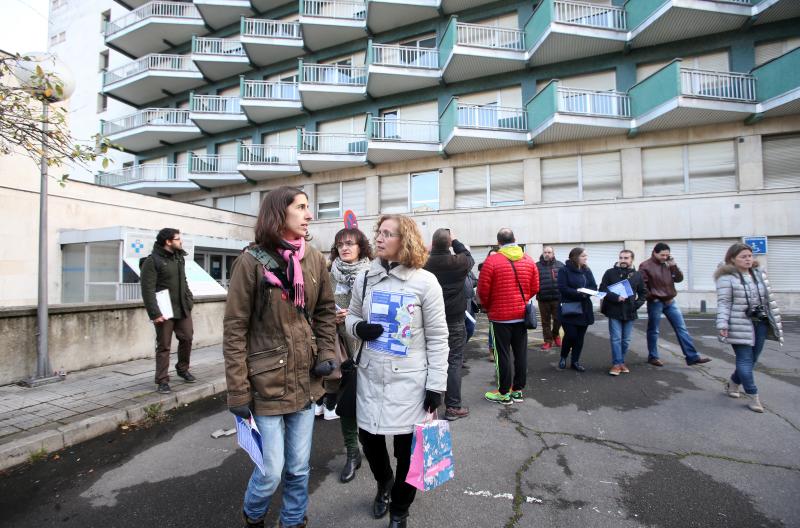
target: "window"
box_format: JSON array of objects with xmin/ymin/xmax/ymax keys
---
[
  {"xmin": 380, "ymin": 174, "xmax": 409, "ymax": 213},
  {"xmin": 766, "ymin": 237, "xmax": 800, "ymax": 291},
  {"xmin": 541, "ymin": 157, "xmax": 579, "ymax": 202},
  {"xmin": 49, "ymin": 31, "xmax": 65, "ymax": 46},
  {"xmin": 454, "ymin": 166, "xmax": 487, "ymax": 209},
  {"xmin": 754, "ymin": 37, "xmax": 800, "ymax": 67},
  {"xmin": 216, "ymin": 194, "xmax": 252, "ymax": 214},
  {"xmin": 96, "ymin": 93, "xmax": 108, "ymax": 113},
  {"xmin": 100, "ymin": 10, "xmax": 111, "ymax": 33},
  {"xmin": 99, "ymin": 50, "xmax": 109, "ymax": 72},
  {"xmin": 642, "ymin": 141, "xmax": 736, "ymax": 196},
  {"xmin": 762, "ymin": 135, "xmax": 800, "ymax": 189},
  {"xmin": 454, "ymin": 162, "xmax": 524, "ymax": 208},
  {"xmin": 541, "ymin": 152, "xmax": 621, "ymax": 202},
  {"xmin": 316, "ymin": 183, "xmax": 341, "ymax": 219},
  {"xmin": 316, "ymin": 180, "xmax": 366, "ymax": 219},
  {"xmin": 411, "ymin": 171, "xmax": 439, "ymax": 212}
]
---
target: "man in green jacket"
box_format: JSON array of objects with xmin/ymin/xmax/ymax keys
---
[{"xmin": 140, "ymin": 228, "xmax": 196, "ymax": 393}]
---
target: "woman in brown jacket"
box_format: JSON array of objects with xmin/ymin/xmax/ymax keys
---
[{"xmin": 223, "ymin": 186, "xmax": 337, "ymax": 528}]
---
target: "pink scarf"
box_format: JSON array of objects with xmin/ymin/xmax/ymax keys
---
[{"xmin": 262, "ymin": 238, "xmax": 306, "ymax": 308}]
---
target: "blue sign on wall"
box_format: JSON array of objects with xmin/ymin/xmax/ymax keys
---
[{"xmin": 743, "ymin": 236, "xmax": 767, "ymax": 255}]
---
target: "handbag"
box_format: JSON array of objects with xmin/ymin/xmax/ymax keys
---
[
  {"xmin": 509, "ymin": 260, "xmax": 537, "ymax": 330},
  {"xmin": 560, "ymin": 301, "xmax": 583, "ymax": 316},
  {"xmin": 405, "ymin": 413, "xmax": 455, "ymax": 491},
  {"xmin": 336, "ymin": 274, "xmax": 369, "ymax": 418}
]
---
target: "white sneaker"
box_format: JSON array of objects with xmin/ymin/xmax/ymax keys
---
[
  {"xmin": 323, "ymin": 405, "xmax": 339, "ymax": 420},
  {"xmin": 725, "ymin": 381, "xmax": 741, "ymax": 399},
  {"xmin": 314, "ymin": 403, "xmax": 324, "ymax": 417}
]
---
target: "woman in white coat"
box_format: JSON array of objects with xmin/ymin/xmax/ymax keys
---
[{"xmin": 346, "ymin": 214, "xmax": 448, "ymax": 528}]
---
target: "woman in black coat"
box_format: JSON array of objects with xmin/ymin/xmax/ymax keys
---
[{"xmin": 557, "ymin": 247, "xmax": 597, "ymax": 372}]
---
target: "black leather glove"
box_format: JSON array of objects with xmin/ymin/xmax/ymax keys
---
[
  {"xmin": 324, "ymin": 392, "xmax": 338, "ymax": 410},
  {"xmin": 355, "ymin": 321, "xmax": 384, "ymax": 341},
  {"xmin": 423, "ymin": 390, "xmax": 442, "ymax": 413},
  {"xmin": 229, "ymin": 404, "xmax": 251, "ymax": 420},
  {"xmin": 340, "ymin": 357, "xmax": 356, "ymax": 374},
  {"xmin": 311, "ymin": 359, "xmax": 337, "ymax": 377}
]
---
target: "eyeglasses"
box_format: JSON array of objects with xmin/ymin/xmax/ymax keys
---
[
  {"xmin": 376, "ymin": 230, "xmax": 399, "ymax": 239},
  {"xmin": 335, "ymin": 241, "xmax": 357, "ymax": 249}
]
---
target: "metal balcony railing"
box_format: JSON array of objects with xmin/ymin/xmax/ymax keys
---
[
  {"xmin": 190, "ymin": 154, "xmax": 238, "ymax": 173},
  {"xmin": 117, "ymin": 283, "xmax": 142, "ymax": 301},
  {"xmin": 103, "ymin": 54, "xmax": 196, "ymax": 86},
  {"xmin": 553, "ymin": 0, "xmax": 626, "ymax": 30},
  {"xmin": 239, "ymin": 144, "xmax": 298, "ymax": 165},
  {"xmin": 370, "ymin": 118, "xmax": 439, "ymax": 143},
  {"xmin": 96, "ymin": 163, "xmax": 189, "ymax": 186},
  {"xmin": 371, "ymin": 44, "xmax": 438, "ymax": 69},
  {"xmin": 104, "ymin": 1, "xmax": 201, "ymax": 37},
  {"xmin": 302, "ymin": 64, "xmax": 367, "ymax": 85},
  {"xmin": 193, "ymin": 37, "xmax": 246, "ymax": 56},
  {"xmin": 190, "ymin": 95, "xmax": 242, "ymax": 114},
  {"xmin": 101, "ymin": 109, "xmax": 192, "ymax": 135},
  {"xmin": 457, "ymin": 104, "xmax": 527, "ymax": 130},
  {"xmin": 557, "ymin": 87, "xmax": 631, "ymax": 117},
  {"xmin": 301, "ymin": 0, "xmax": 367, "ymax": 20},
  {"xmin": 456, "ymin": 22, "xmax": 525, "ymax": 51},
  {"xmin": 680, "ymin": 69, "xmax": 757, "ymax": 102},
  {"xmin": 241, "ymin": 18, "xmax": 302, "ymax": 39},
  {"xmin": 241, "ymin": 80, "xmax": 300, "ymax": 101},
  {"xmin": 300, "ymin": 132, "xmax": 367, "ymax": 154}
]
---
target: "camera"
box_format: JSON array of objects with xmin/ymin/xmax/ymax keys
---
[{"xmin": 746, "ymin": 305, "xmax": 767, "ymax": 321}]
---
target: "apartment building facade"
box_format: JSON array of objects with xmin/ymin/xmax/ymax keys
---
[{"xmin": 56, "ymin": 0, "xmax": 800, "ymax": 310}]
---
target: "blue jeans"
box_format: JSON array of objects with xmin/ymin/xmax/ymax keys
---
[
  {"xmin": 243, "ymin": 406, "xmax": 315, "ymax": 525},
  {"xmin": 731, "ymin": 320, "xmax": 769, "ymax": 395},
  {"xmin": 646, "ymin": 300, "xmax": 700, "ymax": 363},
  {"xmin": 608, "ymin": 318, "xmax": 634, "ymax": 366}
]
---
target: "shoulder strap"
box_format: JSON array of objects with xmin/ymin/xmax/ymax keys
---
[
  {"xmin": 354, "ymin": 273, "xmax": 369, "ymax": 366},
  {"xmin": 508, "ymin": 260, "xmax": 527, "ymax": 303},
  {"xmin": 246, "ymin": 246, "xmax": 280, "ymax": 269}
]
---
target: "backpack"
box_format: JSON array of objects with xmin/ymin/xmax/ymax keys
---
[{"xmin": 139, "ymin": 252, "xmax": 164, "ymax": 272}]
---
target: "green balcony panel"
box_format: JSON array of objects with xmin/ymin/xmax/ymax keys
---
[
  {"xmin": 752, "ymin": 47, "xmax": 800, "ymax": 118},
  {"xmin": 629, "ymin": 60, "xmax": 682, "ymax": 119}
]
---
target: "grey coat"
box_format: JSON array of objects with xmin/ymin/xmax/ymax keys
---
[
  {"xmin": 346, "ymin": 260, "xmax": 449, "ymax": 435},
  {"xmin": 714, "ymin": 264, "xmax": 784, "ymax": 346}
]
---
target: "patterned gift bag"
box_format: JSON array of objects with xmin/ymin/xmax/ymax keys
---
[{"xmin": 405, "ymin": 418, "xmax": 455, "ymax": 491}]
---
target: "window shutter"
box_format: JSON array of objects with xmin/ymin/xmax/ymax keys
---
[
  {"xmin": 561, "ymin": 70, "xmax": 616, "ymax": 91},
  {"xmin": 583, "ymin": 243, "xmax": 624, "ymax": 275},
  {"xmin": 766, "ymin": 237, "xmax": 800, "ymax": 290},
  {"xmin": 380, "ymin": 175, "xmax": 408, "ymax": 213},
  {"xmin": 233, "ymin": 194, "xmax": 252, "ymax": 215},
  {"xmin": 581, "ymin": 152, "xmax": 621, "ymax": 200},
  {"xmin": 455, "ymin": 165, "xmax": 488, "ymax": 209},
  {"xmin": 217, "ymin": 141, "xmax": 238, "ymax": 157},
  {"xmin": 691, "ymin": 50, "xmax": 729, "ymax": 71},
  {"xmin": 642, "ymin": 145, "xmax": 684, "ymax": 196},
  {"xmin": 690, "ymin": 239, "xmax": 736, "ymax": 290},
  {"xmin": 342, "ymin": 179, "xmax": 365, "ymax": 216},
  {"xmin": 636, "ymin": 60, "xmax": 670, "ymax": 82},
  {"xmin": 317, "ymin": 182, "xmax": 341, "ymax": 219},
  {"xmin": 763, "ymin": 135, "xmax": 800, "ymax": 189},
  {"xmin": 541, "ymin": 156, "xmax": 579, "ymax": 202},
  {"xmin": 645, "ymin": 240, "xmax": 688, "ymax": 291},
  {"xmin": 755, "ymin": 40, "xmax": 788, "ymax": 67},
  {"xmin": 489, "ymin": 162, "xmax": 524, "ymax": 206},
  {"xmin": 399, "ymin": 101, "xmax": 438, "ymax": 121},
  {"xmin": 687, "ymin": 141, "xmax": 736, "ymax": 193},
  {"xmin": 216, "ymin": 196, "xmax": 234, "ymax": 212}
]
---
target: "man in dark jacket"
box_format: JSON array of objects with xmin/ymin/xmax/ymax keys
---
[
  {"xmin": 424, "ymin": 228, "xmax": 474, "ymax": 421},
  {"xmin": 599, "ymin": 250, "xmax": 647, "ymax": 376},
  {"xmin": 140, "ymin": 228, "xmax": 196, "ymax": 393},
  {"xmin": 536, "ymin": 246, "xmax": 564, "ymax": 350},
  {"xmin": 639, "ymin": 242, "xmax": 711, "ymax": 367}
]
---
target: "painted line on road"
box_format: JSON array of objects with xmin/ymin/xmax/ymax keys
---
[{"xmin": 463, "ymin": 489, "xmax": 543, "ymax": 504}]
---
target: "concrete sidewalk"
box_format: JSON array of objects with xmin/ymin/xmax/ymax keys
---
[{"xmin": 0, "ymin": 344, "xmax": 227, "ymax": 472}]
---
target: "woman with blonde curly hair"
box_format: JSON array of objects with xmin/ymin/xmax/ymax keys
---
[{"xmin": 345, "ymin": 214, "xmax": 449, "ymax": 528}]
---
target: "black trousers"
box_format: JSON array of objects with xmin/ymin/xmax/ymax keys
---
[
  {"xmin": 560, "ymin": 323, "xmax": 588, "ymax": 363},
  {"xmin": 492, "ymin": 321, "xmax": 528, "ymax": 394},
  {"xmin": 358, "ymin": 429, "xmax": 416, "ymax": 516}
]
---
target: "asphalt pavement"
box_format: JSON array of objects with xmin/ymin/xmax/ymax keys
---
[{"xmin": 1, "ymin": 313, "xmax": 798, "ymax": 528}]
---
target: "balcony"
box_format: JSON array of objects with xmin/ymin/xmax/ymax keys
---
[
  {"xmin": 528, "ymin": 81, "xmax": 631, "ymax": 144},
  {"xmin": 366, "ymin": 0, "xmax": 439, "ymax": 34},
  {"xmin": 299, "ymin": 62, "xmax": 368, "ymax": 111},
  {"xmin": 752, "ymin": 0, "xmax": 800, "ymax": 25},
  {"xmin": 188, "ymin": 153, "xmax": 247, "ymax": 187},
  {"xmin": 241, "ymin": 18, "xmax": 304, "ymax": 67},
  {"xmin": 367, "ymin": 115, "xmax": 440, "ymax": 164},
  {"xmin": 440, "ymin": 98, "xmax": 528, "ymax": 154},
  {"xmin": 191, "ymin": 37, "xmax": 251, "ymax": 81},
  {"xmin": 114, "ymin": 0, "xmax": 151, "ymax": 9},
  {"xmin": 103, "ymin": 1, "xmax": 207, "ymax": 58},
  {"xmin": 101, "ymin": 109, "xmax": 202, "ymax": 153},
  {"xmin": 629, "ymin": 60, "xmax": 757, "ymax": 134},
  {"xmin": 102, "ymin": 54, "xmax": 203, "ymax": 106},
  {"xmin": 251, "ymin": 0, "xmax": 296, "ymax": 11},
  {"xmin": 240, "ymin": 79, "xmax": 303, "ymax": 123},
  {"xmin": 526, "ymin": 0, "xmax": 627, "ymax": 67},
  {"xmin": 366, "ymin": 41, "xmax": 440, "ymax": 97},
  {"xmin": 751, "ymin": 47, "xmax": 800, "ymax": 119},
  {"xmin": 95, "ymin": 163, "xmax": 198, "ymax": 195},
  {"xmin": 439, "ymin": 17, "xmax": 527, "ymax": 84},
  {"xmin": 297, "ymin": 130, "xmax": 367, "ymax": 172},
  {"xmin": 626, "ymin": 0, "xmax": 752, "ymax": 49},
  {"xmin": 194, "ymin": 0, "xmax": 253, "ymax": 30},
  {"xmin": 189, "ymin": 94, "xmax": 248, "ymax": 134},
  {"xmin": 238, "ymin": 144, "xmax": 301, "ymax": 180},
  {"xmin": 299, "ymin": 0, "xmax": 368, "ymax": 51}
]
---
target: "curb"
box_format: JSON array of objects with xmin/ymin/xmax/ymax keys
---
[{"xmin": 0, "ymin": 375, "xmax": 227, "ymax": 472}]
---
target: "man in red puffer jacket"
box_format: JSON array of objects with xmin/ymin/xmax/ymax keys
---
[{"xmin": 477, "ymin": 228, "xmax": 539, "ymax": 405}]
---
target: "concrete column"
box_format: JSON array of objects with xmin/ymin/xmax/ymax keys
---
[
  {"xmin": 365, "ymin": 175, "xmax": 380, "ymax": 216},
  {"xmin": 624, "ymin": 240, "xmax": 646, "ymax": 266},
  {"xmin": 439, "ymin": 167, "xmax": 454, "ymax": 211},
  {"xmin": 621, "ymin": 147, "xmax": 642, "ymax": 198},
  {"xmin": 523, "ymin": 157, "xmax": 541, "ymax": 204},
  {"xmin": 737, "ymin": 135, "xmax": 763, "ymax": 191}
]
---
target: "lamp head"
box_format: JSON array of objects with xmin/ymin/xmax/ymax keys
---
[{"xmin": 12, "ymin": 52, "xmax": 75, "ymax": 102}]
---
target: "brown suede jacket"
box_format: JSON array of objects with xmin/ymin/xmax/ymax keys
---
[
  {"xmin": 639, "ymin": 255, "xmax": 684, "ymax": 303},
  {"xmin": 223, "ymin": 246, "xmax": 337, "ymax": 416}
]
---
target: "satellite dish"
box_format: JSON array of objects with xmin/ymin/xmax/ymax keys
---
[
  {"xmin": 343, "ymin": 210, "xmax": 358, "ymax": 229},
  {"xmin": 11, "ymin": 52, "xmax": 76, "ymax": 102}
]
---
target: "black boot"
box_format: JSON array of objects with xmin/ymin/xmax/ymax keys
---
[
  {"xmin": 340, "ymin": 448, "xmax": 362, "ymax": 483},
  {"xmin": 388, "ymin": 512, "xmax": 408, "ymax": 528},
  {"xmin": 373, "ymin": 476, "xmax": 393, "ymax": 519},
  {"xmin": 242, "ymin": 511, "xmax": 264, "ymax": 528}
]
